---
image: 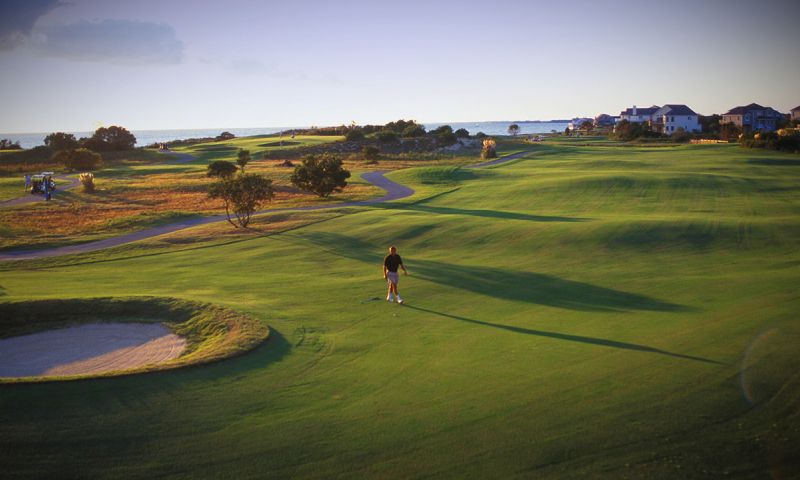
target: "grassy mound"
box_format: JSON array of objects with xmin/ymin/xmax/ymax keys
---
[{"xmin": 0, "ymin": 296, "xmax": 269, "ymax": 383}]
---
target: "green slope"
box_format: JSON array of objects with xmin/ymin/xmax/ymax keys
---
[{"xmin": 1, "ymin": 142, "xmax": 798, "ymax": 479}]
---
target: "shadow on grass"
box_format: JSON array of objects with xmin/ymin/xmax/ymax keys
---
[
  {"xmin": 287, "ymin": 232, "xmax": 690, "ymax": 312},
  {"xmin": 747, "ymin": 158, "xmax": 800, "ymax": 166},
  {"xmin": 405, "ymin": 305, "xmax": 721, "ymax": 364},
  {"xmin": 376, "ymin": 202, "xmax": 588, "ymax": 223}
]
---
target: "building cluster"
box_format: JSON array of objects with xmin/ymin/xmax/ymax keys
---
[{"xmin": 567, "ymin": 103, "xmax": 800, "ymax": 136}]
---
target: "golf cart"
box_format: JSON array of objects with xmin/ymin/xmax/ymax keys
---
[{"xmin": 30, "ymin": 172, "xmax": 56, "ymax": 200}]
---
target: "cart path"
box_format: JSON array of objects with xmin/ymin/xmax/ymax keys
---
[
  {"xmin": 0, "ymin": 150, "xmax": 530, "ymax": 260},
  {"xmin": 0, "ymin": 174, "xmax": 81, "ymax": 208}
]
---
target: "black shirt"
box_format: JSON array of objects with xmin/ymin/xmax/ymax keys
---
[{"xmin": 384, "ymin": 254, "xmax": 403, "ymax": 273}]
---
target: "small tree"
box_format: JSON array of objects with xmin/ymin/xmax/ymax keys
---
[
  {"xmin": 52, "ymin": 148, "xmax": 103, "ymax": 171},
  {"xmin": 0, "ymin": 139, "xmax": 22, "ymax": 150},
  {"xmin": 291, "ymin": 154, "xmax": 351, "ymax": 197},
  {"xmin": 475, "ymin": 131, "xmax": 487, "ymax": 139},
  {"xmin": 454, "ymin": 128, "xmax": 470, "ymax": 138},
  {"xmin": 402, "ymin": 124, "xmax": 426, "ymax": 137},
  {"xmin": 236, "ymin": 149, "xmax": 251, "ymax": 173},
  {"xmin": 208, "ymin": 173, "xmax": 275, "ymax": 228},
  {"xmin": 216, "ymin": 131, "xmax": 236, "ymax": 141},
  {"xmin": 44, "ymin": 132, "xmax": 79, "ymax": 151},
  {"xmin": 481, "ymin": 139, "xmax": 497, "ymax": 159},
  {"xmin": 207, "ymin": 160, "xmax": 238, "ymax": 178},
  {"xmin": 362, "ymin": 145, "xmax": 380, "ymax": 163},
  {"xmin": 508, "ymin": 124, "xmax": 520, "ymax": 136},
  {"xmin": 345, "ymin": 129, "xmax": 365, "ymax": 142},
  {"xmin": 82, "ymin": 126, "xmax": 136, "ymax": 151},
  {"xmin": 580, "ymin": 120, "xmax": 593, "ymax": 131}
]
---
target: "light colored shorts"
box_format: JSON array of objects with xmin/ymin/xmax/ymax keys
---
[{"xmin": 386, "ymin": 272, "xmax": 399, "ymax": 285}]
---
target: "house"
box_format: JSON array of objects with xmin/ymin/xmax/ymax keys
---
[
  {"xmin": 617, "ymin": 104, "xmax": 700, "ymax": 134},
  {"xmin": 593, "ymin": 114, "xmax": 618, "ymax": 128},
  {"xmin": 618, "ymin": 105, "xmax": 660, "ymax": 124},
  {"xmin": 652, "ymin": 104, "xmax": 700, "ymax": 134},
  {"xmin": 721, "ymin": 103, "xmax": 784, "ymax": 132},
  {"xmin": 791, "ymin": 106, "xmax": 800, "ymax": 122},
  {"xmin": 567, "ymin": 117, "xmax": 593, "ymax": 131}
]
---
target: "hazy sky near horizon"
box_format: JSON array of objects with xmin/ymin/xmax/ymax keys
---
[{"xmin": 1, "ymin": 0, "xmax": 798, "ymax": 132}]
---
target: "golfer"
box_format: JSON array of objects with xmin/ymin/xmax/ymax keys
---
[{"xmin": 383, "ymin": 245, "xmax": 408, "ymax": 304}]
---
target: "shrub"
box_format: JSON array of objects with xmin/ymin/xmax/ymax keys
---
[
  {"xmin": 437, "ymin": 131, "xmax": 457, "ymax": 146},
  {"xmin": 207, "ymin": 160, "xmax": 238, "ymax": 178},
  {"xmin": 671, "ymin": 128, "xmax": 691, "ymax": 143},
  {"xmin": 216, "ymin": 131, "xmax": 236, "ymax": 141},
  {"xmin": 402, "ymin": 124, "xmax": 426, "ymax": 137},
  {"xmin": 454, "ymin": 128, "xmax": 470, "ymax": 138},
  {"xmin": 362, "ymin": 145, "xmax": 380, "ymax": 163},
  {"xmin": 43, "ymin": 132, "xmax": 79, "ymax": 151},
  {"xmin": 475, "ymin": 131, "xmax": 487, "ymax": 139},
  {"xmin": 291, "ymin": 154, "xmax": 351, "ymax": 197},
  {"xmin": 52, "ymin": 148, "xmax": 103, "ymax": 171},
  {"xmin": 78, "ymin": 172, "xmax": 95, "ymax": 193},
  {"xmin": 376, "ymin": 130, "xmax": 399, "ymax": 143},
  {"xmin": 0, "ymin": 139, "xmax": 22, "ymax": 150},
  {"xmin": 208, "ymin": 173, "xmax": 275, "ymax": 228},
  {"xmin": 481, "ymin": 139, "xmax": 497, "ymax": 159},
  {"xmin": 81, "ymin": 126, "xmax": 136, "ymax": 151},
  {"xmin": 345, "ymin": 129, "xmax": 365, "ymax": 142},
  {"xmin": 431, "ymin": 125, "xmax": 453, "ymax": 135}
]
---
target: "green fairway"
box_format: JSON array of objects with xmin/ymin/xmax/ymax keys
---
[{"xmin": 1, "ymin": 142, "xmax": 798, "ymax": 478}]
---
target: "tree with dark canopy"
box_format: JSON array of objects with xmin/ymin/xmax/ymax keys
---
[{"xmin": 291, "ymin": 154, "xmax": 351, "ymax": 197}]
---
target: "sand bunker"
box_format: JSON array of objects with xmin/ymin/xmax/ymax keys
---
[{"xmin": 0, "ymin": 323, "xmax": 186, "ymax": 378}]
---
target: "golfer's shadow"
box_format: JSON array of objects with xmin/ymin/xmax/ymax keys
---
[{"xmin": 404, "ymin": 305, "xmax": 721, "ymax": 365}]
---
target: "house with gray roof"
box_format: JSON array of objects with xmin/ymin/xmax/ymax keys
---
[
  {"xmin": 652, "ymin": 104, "xmax": 700, "ymax": 134},
  {"xmin": 791, "ymin": 106, "xmax": 800, "ymax": 122},
  {"xmin": 617, "ymin": 104, "xmax": 700, "ymax": 134},
  {"xmin": 722, "ymin": 103, "xmax": 784, "ymax": 132}
]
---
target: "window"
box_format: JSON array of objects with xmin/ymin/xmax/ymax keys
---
[
  {"xmin": 671, "ymin": 116, "xmax": 675, "ymax": 122},
  {"xmin": 688, "ymin": 116, "xmax": 692, "ymax": 120}
]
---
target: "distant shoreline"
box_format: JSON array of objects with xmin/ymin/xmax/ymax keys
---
[{"xmin": 1, "ymin": 120, "xmax": 570, "ymax": 149}]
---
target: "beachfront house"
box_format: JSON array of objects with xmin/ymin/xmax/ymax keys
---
[
  {"xmin": 791, "ymin": 106, "xmax": 800, "ymax": 122},
  {"xmin": 619, "ymin": 105, "xmax": 661, "ymax": 124},
  {"xmin": 652, "ymin": 104, "xmax": 700, "ymax": 134},
  {"xmin": 567, "ymin": 117, "xmax": 594, "ymax": 131},
  {"xmin": 593, "ymin": 114, "xmax": 618, "ymax": 128},
  {"xmin": 721, "ymin": 103, "xmax": 784, "ymax": 132},
  {"xmin": 617, "ymin": 104, "xmax": 700, "ymax": 134}
]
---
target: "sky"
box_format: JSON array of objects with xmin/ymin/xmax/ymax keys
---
[{"xmin": 1, "ymin": 0, "xmax": 799, "ymax": 133}]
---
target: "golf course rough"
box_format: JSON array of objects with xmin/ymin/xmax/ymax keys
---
[{"xmin": 0, "ymin": 297, "xmax": 269, "ymax": 383}]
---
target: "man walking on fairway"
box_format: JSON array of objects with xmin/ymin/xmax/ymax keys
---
[{"xmin": 384, "ymin": 245, "xmax": 408, "ymax": 304}]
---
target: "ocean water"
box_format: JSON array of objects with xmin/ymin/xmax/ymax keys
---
[{"xmin": 1, "ymin": 121, "xmax": 569, "ymax": 149}]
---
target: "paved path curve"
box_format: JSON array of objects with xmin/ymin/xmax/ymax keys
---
[{"xmin": 0, "ymin": 151, "xmax": 529, "ymax": 261}]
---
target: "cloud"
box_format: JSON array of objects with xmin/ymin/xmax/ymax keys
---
[
  {"xmin": 227, "ymin": 58, "xmax": 305, "ymax": 79},
  {"xmin": 0, "ymin": 0, "xmax": 62, "ymax": 50},
  {"xmin": 33, "ymin": 19, "xmax": 184, "ymax": 65}
]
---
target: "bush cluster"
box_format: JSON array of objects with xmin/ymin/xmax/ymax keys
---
[
  {"xmin": 52, "ymin": 148, "xmax": 103, "ymax": 171},
  {"xmin": 740, "ymin": 131, "xmax": 800, "ymax": 152}
]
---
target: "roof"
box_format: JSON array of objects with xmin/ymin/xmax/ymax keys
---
[
  {"xmin": 620, "ymin": 105, "xmax": 660, "ymax": 116},
  {"xmin": 655, "ymin": 104, "xmax": 698, "ymax": 116},
  {"xmin": 791, "ymin": 106, "xmax": 800, "ymax": 112},
  {"xmin": 724, "ymin": 103, "xmax": 765, "ymax": 115}
]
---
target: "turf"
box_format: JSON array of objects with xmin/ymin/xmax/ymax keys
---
[{"xmin": 0, "ymin": 141, "xmax": 798, "ymax": 478}]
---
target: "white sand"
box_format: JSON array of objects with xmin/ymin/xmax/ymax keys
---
[{"xmin": 0, "ymin": 323, "xmax": 186, "ymax": 378}]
